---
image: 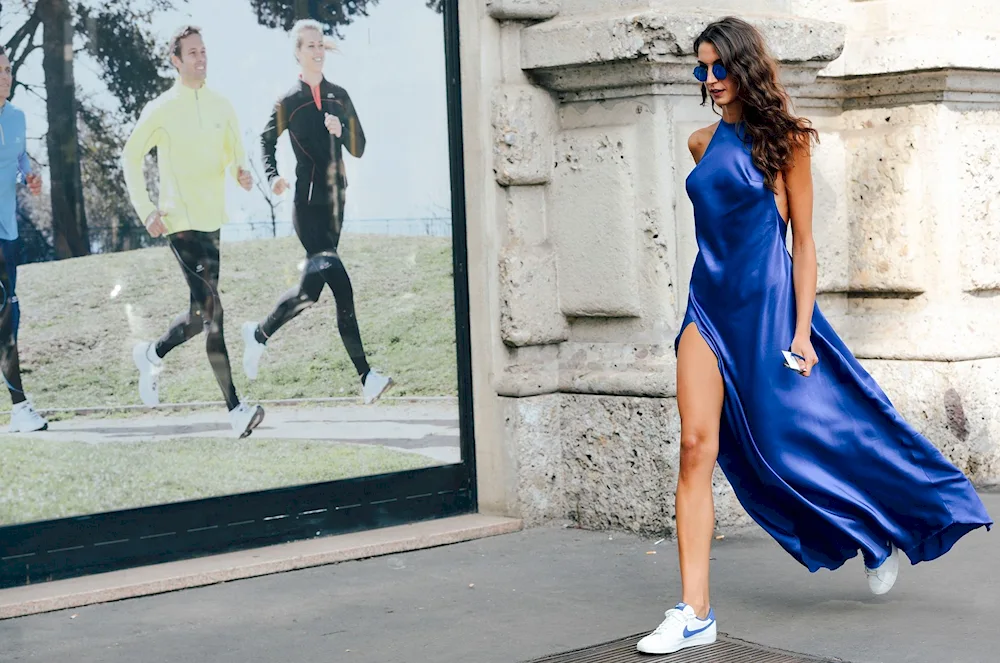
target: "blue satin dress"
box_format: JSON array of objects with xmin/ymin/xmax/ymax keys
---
[{"xmin": 678, "ymin": 118, "xmax": 992, "ymax": 572}]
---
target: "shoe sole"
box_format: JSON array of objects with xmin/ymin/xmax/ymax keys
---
[
  {"xmin": 238, "ymin": 407, "xmax": 266, "ymax": 439},
  {"xmin": 133, "ymin": 343, "xmax": 160, "ymax": 407},
  {"xmin": 637, "ymin": 631, "xmax": 717, "ymax": 655},
  {"xmin": 9, "ymin": 422, "xmax": 48, "ymax": 433},
  {"xmin": 242, "ymin": 323, "xmax": 264, "ymax": 381},
  {"xmin": 364, "ymin": 377, "xmax": 394, "ymax": 405}
]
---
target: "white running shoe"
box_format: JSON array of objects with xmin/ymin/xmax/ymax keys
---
[
  {"xmin": 865, "ymin": 544, "xmax": 900, "ymax": 595},
  {"xmin": 9, "ymin": 400, "xmax": 48, "ymax": 433},
  {"xmin": 242, "ymin": 322, "xmax": 267, "ymax": 380},
  {"xmin": 636, "ymin": 603, "xmax": 717, "ymax": 655},
  {"xmin": 229, "ymin": 402, "xmax": 265, "ymax": 439},
  {"xmin": 132, "ymin": 341, "xmax": 162, "ymax": 406},
  {"xmin": 362, "ymin": 370, "xmax": 393, "ymax": 405}
]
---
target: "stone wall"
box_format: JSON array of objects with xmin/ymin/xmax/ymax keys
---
[{"xmin": 464, "ymin": 0, "xmax": 1000, "ymax": 536}]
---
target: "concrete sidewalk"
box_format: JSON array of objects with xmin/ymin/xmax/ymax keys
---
[{"xmin": 2, "ymin": 494, "xmax": 997, "ymax": 663}]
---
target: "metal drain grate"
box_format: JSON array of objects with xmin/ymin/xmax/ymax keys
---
[{"xmin": 525, "ymin": 633, "xmax": 848, "ymax": 663}]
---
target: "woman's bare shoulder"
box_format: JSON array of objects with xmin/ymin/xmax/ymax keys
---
[{"xmin": 688, "ymin": 123, "xmax": 719, "ymax": 164}]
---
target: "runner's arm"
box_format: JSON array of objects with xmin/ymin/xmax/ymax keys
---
[
  {"xmin": 339, "ymin": 91, "xmax": 365, "ymax": 158},
  {"xmin": 16, "ymin": 116, "xmax": 32, "ymax": 181},
  {"xmin": 260, "ymin": 100, "xmax": 287, "ymax": 184},
  {"xmin": 223, "ymin": 102, "xmax": 248, "ymax": 183},
  {"xmin": 121, "ymin": 105, "xmax": 162, "ymax": 223}
]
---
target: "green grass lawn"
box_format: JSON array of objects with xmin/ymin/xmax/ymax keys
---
[
  {"xmin": 14, "ymin": 234, "xmax": 458, "ymax": 410},
  {"xmin": 0, "ymin": 435, "xmax": 438, "ymax": 526}
]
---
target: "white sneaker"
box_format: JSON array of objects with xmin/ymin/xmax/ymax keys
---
[
  {"xmin": 362, "ymin": 369, "xmax": 393, "ymax": 405},
  {"xmin": 9, "ymin": 400, "xmax": 48, "ymax": 433},
  {"xmin": 636, "ymin": 603, "xmax": 717, "ymax": 655},
  {"xmin": 229, "ymin": 402, "xmax": 265, "ymax": 439},
  {"xmin": 132, "ymin": 341, "xmax": 162, "ymax": 406},
  {"xmin": 865, "ymin": 544, "xmax": 900, "ymax": 595},
  {"xmin": 242, "ymin": 322, "xmax": 266, "ymax": 380}
]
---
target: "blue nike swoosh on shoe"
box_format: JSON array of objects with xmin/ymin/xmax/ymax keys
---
[{"xmin": 682, "ymin": 621, "xmax": 714, "ymax": 638}]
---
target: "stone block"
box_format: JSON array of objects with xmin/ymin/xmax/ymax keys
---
[
  {"xmin": 559, "ymin": 341, "xmax": 674, "ymax": 397},
  {"xmin": 504, "ymin": 184, "xmax": 549, "ymax": 247},
  {"xmin": 810, "ymin": 130, "xmax": 849, "ymax": 293},
  {"xmin": 957, "ymin": 116, "xmax": 1000, "ymax": 292},
  {"xmin": 502, "ymin": 394, "xmax": 565, "ymax": 525},
  {"xmin": 499, "ymin": 244, "xmax": 569, "ymax": 346},
  {"xmin": 491, "ymin": 84, "xmax": 558, "ymax": 186},
  {"xmin": 497, "ymin": 344, "xmax": 561, "ymax": 397},
  {"xmin": 561, "ymin": 394, "xmax": 679, "ymax": 535},
  {"xmin": 843, "ymin": 115, "xmax": 928, "ymax": 294},
  {"xmin": 550, "ymin": 125, "xmax": 642, "ymax": 317},
  {"xmin": 521, "ymin": 11, "xmax": 844, "ymax": 71},
  {"xmin": 487, "ymin": 0, "xmax": 560, "ymax": 21}
]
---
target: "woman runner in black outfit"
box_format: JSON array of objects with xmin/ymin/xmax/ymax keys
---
[{"xmin": 242, "ymin": 20, "xmax": 391, "ymax": 404}]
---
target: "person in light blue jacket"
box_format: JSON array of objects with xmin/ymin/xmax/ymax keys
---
[{"xmin": 0, "ymin": 45, "xmax": 46, "ymax": 432}]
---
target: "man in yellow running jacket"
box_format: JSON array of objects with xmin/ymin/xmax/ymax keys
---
[{"xmin": 122, "ymin": 24, "xmax": 264, "ymax": 439}]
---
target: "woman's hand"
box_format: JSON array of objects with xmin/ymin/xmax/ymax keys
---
[
  {"xmin": 790, "ymin": 334, "xmax": 819, "ymax": 377},
  {"xmin": 325, "ymin": 113, "xmax": 343, "ymax": 137}
]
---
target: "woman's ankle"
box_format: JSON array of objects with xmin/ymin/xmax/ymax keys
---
[{"xmin": 681, "ymin": 599, "xmax": 711, "ymax": 620}]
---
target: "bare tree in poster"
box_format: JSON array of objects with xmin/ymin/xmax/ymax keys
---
[{"xmin": 38, "ymin": 0, "xmax": 89, "ymax": 258}]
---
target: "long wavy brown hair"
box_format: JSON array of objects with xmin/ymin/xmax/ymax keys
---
[{"xmin": 694, "ymin": 17, "xmax": 818, "ymax": 191}]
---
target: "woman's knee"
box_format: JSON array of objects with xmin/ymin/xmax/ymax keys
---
[{"xmin": 679, "ymin": 428, "xmax": 718, "ymax": 471}]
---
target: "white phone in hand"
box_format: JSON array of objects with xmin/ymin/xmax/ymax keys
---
[{"xmin": 781, "ymin": 350, "xmax": 805, "ymax": 374}]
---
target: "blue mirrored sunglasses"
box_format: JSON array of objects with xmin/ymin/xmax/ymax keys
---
[{"xmin": 693, "ymin": 63, "xmax": 728, "ymax": 83}]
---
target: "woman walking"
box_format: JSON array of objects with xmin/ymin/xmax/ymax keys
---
[{"xmin": 637, "ymin": 17, "xmax": 992, "ymax": 656}]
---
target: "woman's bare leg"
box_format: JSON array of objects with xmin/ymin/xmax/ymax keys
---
[{"xmin": 675, "ymin": 323, "xmax": 724, "ymax": 619}]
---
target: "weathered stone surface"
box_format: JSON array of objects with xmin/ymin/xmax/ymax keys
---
[
  {"xmin": 499, "ymin": 186, "xmax": 570, "ymax": 347},
  {"xmin": 818, "ymin": 0, "xmax": 1000, "ymax": 77},
  {"xmin": 497, "ymin": 345, "xmax": 561, "ymax": 397},
  {"xmin": 843, "ymin": 108, "xmax": 929, "ymax": 294},
  {"xmin": 550, "ymin": 125, "xmax": 642, "ymax": 317},
  {"xmin": 487, "ymin": 0, "xmax": 560, "ymax": 21},
  {"xmin": 837, "ymin": 70, "xmax": 1000, "ymax": 109},
  {"xmin": 809, "ymin": 127, "xmax": 850, "ymax": 293},
  {"xmin": 863, "ymin": 358, "xmax": 1000, "ymax": 484},
  {"xmin": 499, "ymin": 245, "xmax": 569, "ymax": 346},
  {"xmin": 957, "ymin": 114, "xmax": 1000, "ymax": 292},
  {"xmin": 559, "ymin": 341, "xmax": 674, "ymax": 397},
  {"xmin": 502, "ymin": 395, "xmax": 566, "ymax": 525},
  {"xmin": 557, "ymin": 96, "xmax": 678, "ymax": 327},
  {"xmin": 561, "ymin": 394, "xmax": 680, "ymax": 534},
  {"xmin": 491, "ymin": 84, "xmax": 558, "ymax": 186},
  {"xmin": 504, "ymin": 184, "xmax": 549, "ymax": 247},
  {"xmin": 840, "ymin": 298, "xmax": 1000, "ymax": 361},
  {"xmin": 559, "ymin": 394, "xmax": 753, "ymax": 535},
  {"xmin": 563, "ymin": 0, "xmax": 790, "ymax": 12},
  {"xmin": 521, "ymin": 11, "xmax": 845, "ymax": 71}
]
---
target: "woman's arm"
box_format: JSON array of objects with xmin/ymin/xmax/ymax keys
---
[
  {"xmin": 260, "ymin": 99, "xmax": 287, "ymax": 184},
  {"xmin": 785, "ymin": 136, "xmax": 819, "ymax": 375},
  {"xmin": 339, "ymin": 91, "xmax": 366, "ymax": 158}
]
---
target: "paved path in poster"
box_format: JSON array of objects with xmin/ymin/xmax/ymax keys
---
[{"xmin": 30, "ymin": 402, "xmax": 462, "ymax": 465}]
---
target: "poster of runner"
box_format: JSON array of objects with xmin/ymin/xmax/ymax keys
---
[{"xmin": 0, "ymin": 0, "xmax": 461, "ymax": 527}]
